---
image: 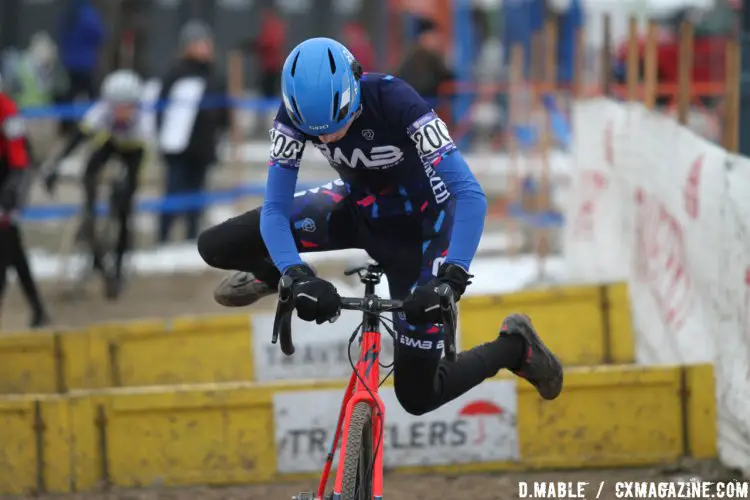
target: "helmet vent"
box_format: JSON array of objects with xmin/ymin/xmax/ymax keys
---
[
  {"xmin": 290, "ymin": 96, "xmax": 304, "ymax": 124},
  {"xmin": 327, "ymin": 49, "xmax": 337, "ymax": 74},
  {"xmin": 337, "ymin": 101, "xmax": 350, "ymax": 123},
  {"xmin": 290, "ymin": 51, "xmax": 301, "ymax": 77},
  {"xmin": 331, "ymin": 92, "xmax": 340, "ymax": 121}
]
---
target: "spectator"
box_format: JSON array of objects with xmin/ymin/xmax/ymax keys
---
[
  {"xmin": 0, "ymin": 72, "xmax": 50, "ymax": 328},
  {"xmin": 156, "ymin": 20, "xmax": 223, "ymax": 243},
  {"xmin": 548, "ymin": 0, "xmax": 583, "ymax": 86},
  {"xmin": 3, "ymin": 32, "xmax": 60, "ymax": 108},
  {"xmin": 56, "ymin": 0, "xmax": 106, "ymax": 136},
  {"xmin": 501, "ymin": 0, "xmax": 582, "ymax": 85},
  {"xmin": 250, "ymin": 8, "xmax": 286, "ymax": 100},
  {"xmin": 501, "ymin": 0, "xmax": 544, "ymax": 80},
  {"xmin": 396, "ymin": 17, "xmax": 454, "ymax": 103},
  {"xmin": 343, "ymin": 22, "xmax": 375, "ymax": 72}
]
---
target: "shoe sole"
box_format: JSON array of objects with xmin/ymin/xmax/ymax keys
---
[
  {"xmin": 213, "ymin": 272, "xmax": 276, "ymax": 308},
  {"xmin": 502, "ymin": 314, "xmax": 563, "ymax": 400}
]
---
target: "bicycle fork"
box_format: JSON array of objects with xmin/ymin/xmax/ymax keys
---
[{"xmin": 319, "ymin": 330, "xmax": 385, "ymax": 500}]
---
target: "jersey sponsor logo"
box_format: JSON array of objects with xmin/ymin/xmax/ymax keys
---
[
  {"xmin": 399, "ymin": 334, "xmax": 444, "ymax": 351},
  {"xmin": 269, "ymin": 126, "xmax": 305, "ymax": 166},
  {"xmin": 294, "ymin": 218, "xmax": 317, "ymax": 232},
  {"xmin": 408, "ymin": 112, "xmax": 456, "ymax": 164},
  {"xmin": 423, "ymin": 161, "xmax": 451, "ymax": 204},
  {"xmin": 294, "ymin": 179, "xmax": 346, "ymax": 198},
  {"xmin": 315, "ymin": 144, "xmax": 404, "ymax": 170}
]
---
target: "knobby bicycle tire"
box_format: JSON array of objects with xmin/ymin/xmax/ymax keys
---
[{"xmin": 340, "ymin": 402, "xmax": 374, "ymax": 500}]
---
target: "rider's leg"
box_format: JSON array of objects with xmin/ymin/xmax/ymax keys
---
[
  {"xmin": 9, "ymin": 223, "xmax": 50, "ymax": 327},
  {"xmin": 81, "ymin": 140, "xmax": 116, "ymax": 275},
  {"xmin": 101, "ymin": 147, "xmax": 143, "ymax": 300},
  {"xmin": 379, "ymin": 212, "xmax": 562, "ymax": 416},
  {"xmin": 82, "ymin": 139, "xmax": 116, "ymax": 218},
  {"xmin": 0, "ymin": 222, "xmax": 12, "ymax": 317},
  {"xmin": 198, "ymin": 179, "xmax": 361, "ymax": 306},
  {"xmin": 111, "ymin": 148, "xmax": 143, "ymax": 280}
]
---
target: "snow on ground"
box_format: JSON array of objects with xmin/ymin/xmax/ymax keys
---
[{"xmin": 24, "ymin": 231, "xmax": 565, "ymax": 297}]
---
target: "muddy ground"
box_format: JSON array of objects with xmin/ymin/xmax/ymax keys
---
[{"xmin": 3, "ymin": 462, "xmax": 742, "ymax": 500}]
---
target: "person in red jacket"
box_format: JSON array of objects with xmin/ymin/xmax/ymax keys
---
[{"xmin": 0, "ymin": 74, "xmax": 50, "ymax": 328}]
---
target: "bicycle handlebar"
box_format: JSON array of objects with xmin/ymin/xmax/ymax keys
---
[{"xmin": 271, "ymin": 275, "xmax": 458, "ymax": 362}]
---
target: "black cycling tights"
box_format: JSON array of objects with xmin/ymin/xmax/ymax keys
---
[
  {"xmin": 392, "ymin": 334, "xmax": 525, "ymax": 415},
  {"xmin": 0, "ymin": 223, "xmax": 46, "ymax": 318},
  {"xmin": 83, "ymin": 140, "xmax": 143, "ymax": 279}
]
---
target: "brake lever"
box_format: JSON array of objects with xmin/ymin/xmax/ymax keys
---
[
  {"xmin": 273, "ymin": 275, "xmax": 296, "ymax": 356},
  {"xmin": 436, "ymin": 283, "xmax": 458, "ymax": 362}
]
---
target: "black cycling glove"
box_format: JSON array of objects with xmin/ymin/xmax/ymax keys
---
[
  {"xmin": 44, "ymin": 169, "xmax": 60, "ymax": 195},
  {"xmin": 403, "ymin": 263, "xmax": 472, "ymax": 325},
  {"xmin": 285, "ymin": 264, "xmax": 341, "ymax": 324}
]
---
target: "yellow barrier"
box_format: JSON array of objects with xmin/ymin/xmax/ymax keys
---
[
  {"xmin": 1, "ymin": 282, "xmax": 634, "ymax": 394},
  {"xmin": 61, "ymin": 314, "xmax": 254, "ymax": 390},
  {"xmin": 0, "ymin": 364, "xmax": 715, "ymax": 494},
  {"xmin": 0, "ymin": 395, "xmax": 72, "ymax": 494},
  {"xmin": 0, "ymin": 331, "xmax": 63, "ymax": 394},
  {"xmin": 460, "ymin": 282, "xmax": 635, "ymax": 365}
]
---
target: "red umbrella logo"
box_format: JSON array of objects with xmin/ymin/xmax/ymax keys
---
[{"xmin": 459, "ymin": 400, "xmax": 504, "ymax": 445}]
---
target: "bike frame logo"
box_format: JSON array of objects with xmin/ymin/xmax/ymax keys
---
[{"xmin": 633, "ymin": 187, "xmax": 692, "ymax": 331}]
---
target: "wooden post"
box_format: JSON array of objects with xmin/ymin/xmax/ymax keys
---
[
  {"xmin": 531, "ymin": 30, "xmax": 545, "ymax": 84},
  {"xmin": 643, "ymin": 22, "xmax": 658, "ymax": 110},
  {"xmin": 507, "ymin": 44, "xmax": 525, "ymax": 257},
  {"xmin": 533, "ymin": 17, "xmax": 558, "ymax": 281},
  {"xmin": 626, "ymin": 16, "xmax": 639, "ymax": 101},
  {"xmin": 573, "ymin": 26, "xmax": 585, "ymax": 98},
  {"xmin": 601, "ymin": 14, "xmax": 612, "ymax": 95},
  {"xmin": 677, "ymin": 21, "xmax": 694, "ymax": 125},
  {"xmin": 227, "ymin": 50, "xmax": 245, "ymax": 213},
  {"xmin": 723, "ymin": 37, "xmax": 740, "ymax": 152}
]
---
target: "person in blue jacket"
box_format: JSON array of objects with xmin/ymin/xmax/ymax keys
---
[
  {"xmin": 57, "ymin": 0, "xmax": 105, "ymax": 134},
  {"xmin": 197, "ymin": 38, "xmax": 562, "ymax": 413}
]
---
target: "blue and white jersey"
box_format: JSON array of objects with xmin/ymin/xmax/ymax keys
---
[{"xmin": 268, "ymin": 73, "xmax": 458, "ymax": 217}]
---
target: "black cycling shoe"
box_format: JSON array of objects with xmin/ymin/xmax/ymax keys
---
[
  {"xmin": 213, "ymin": 271, "xmax": 276, "ymax": 307},
  {"xmin": 30, "ymin": 309, "xmax": 51, "ymax": 329},
  {"xmin": 104, "ymin": 273, "xmax": 124, "ymax": 301},
  {"xmin": 500, "ymin": 313, "xmax": 563, "ymax": 400}
]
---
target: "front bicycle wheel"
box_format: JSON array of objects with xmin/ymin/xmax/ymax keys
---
[{"xmin": 340, "ymin": 402, "xmax": 374, "ymax": 500}]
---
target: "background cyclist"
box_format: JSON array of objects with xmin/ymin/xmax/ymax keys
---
[{"xmin": 44, "ymin": 69, "xmax": 148, "ymax": 300}]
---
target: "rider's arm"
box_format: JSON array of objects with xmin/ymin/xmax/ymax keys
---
[
  {"xmin": 47, "ymin": 130, "xmax": 87, "ymax": 171},
  {"xmin": 433, "ymin": 150, "xmax": 487, "ymax": 271},
  {"xmin": 382, "ymin": 77, "xmax": 487, "ymax": 271},
  {"xmin": 259, "ymin": 113, "xmax": 308, "ymax": 273},
  {"xmin": 46, "ymin": 102, "xmax": 104, "ymax": 171},
  {"xmin": 261, "ymin": 165, "xmax": 305, "ymax": 273}
]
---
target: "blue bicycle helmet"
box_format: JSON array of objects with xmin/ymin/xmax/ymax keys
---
[{"xmin": 281, "ymin": 37, "xmax": 362, "ymax": 136}]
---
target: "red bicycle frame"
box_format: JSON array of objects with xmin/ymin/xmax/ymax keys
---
[
  {"xmin": 273, "ymin": 264, "xmax": 456, "ymax": 500},
  {"xmin": 317, "ymin": 327, "xmax": 384, "ymax": 499}
]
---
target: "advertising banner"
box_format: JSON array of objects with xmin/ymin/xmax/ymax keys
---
[
  {"xmin": 567, "ymin": 97, "xmax": 750, "ymax": 476},
  {"xmin": 272, "ymin": 380, "xmax": 518, "ymax": 473}
]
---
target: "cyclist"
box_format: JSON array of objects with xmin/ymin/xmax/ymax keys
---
[
  {"xmin": 198, "ymin": 38, "xmax": 563, "ymax": 414},
  {"xmin": 44, "ymin": 69, "xmax": 147, "ymax": 300}
]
